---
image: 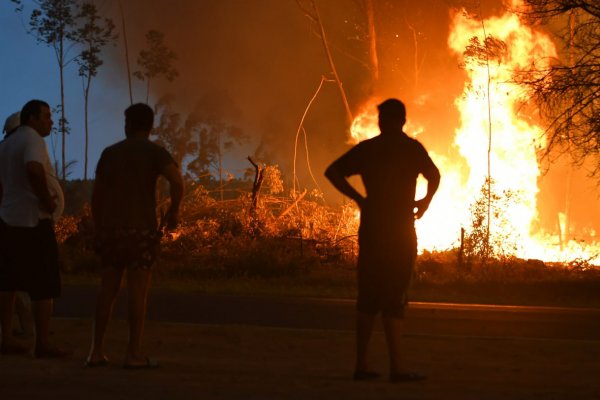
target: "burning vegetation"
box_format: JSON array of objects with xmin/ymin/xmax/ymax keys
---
[
  {"xmin": 38, "ymin": 0, "xmax": 599, "ymax": 302},
  {"xmin": 350, "ymin": 1, "xmax": 599, "ymax": 266}
]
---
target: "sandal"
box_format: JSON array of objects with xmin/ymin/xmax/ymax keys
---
[
  {"xmin": 84, "ymin": 357, "xmax": 110, "ymax": 368},
  {"xmin": 353, "ymin": 370, "xmax": 381, "ymax": 381},
  {"xmin": 389, "ymin": 371, "xmax": 426, "ymax": 383},
  {"xmin": 123, "ymin": 357, "xmax": 159, "ymax": 370}
]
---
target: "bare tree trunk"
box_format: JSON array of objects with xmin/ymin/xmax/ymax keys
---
[
  {"xmin": 479, "ymin": 7, "xmax": 493, "ymax": 257},
  {"xmin": 310, "ymin": 0, "xmax": 353, "ymax": 126},
  {"xmin": 84, "ymin": 75, "xmax": 91, "ymax": 180},
  {"xmin": 301, "ymin": 126, "xmax": 322, "ymax": 193},
  {"xmin": 557, "ymin": 213, "xmax": 564, "ymax": 251},
  {"xmin": 218, "ymin": 131, "xmax": 223, "ymax": 202},
  {"xmin": 119, "ymin": 0, "xmax": 134, "ymax": 105},
  {"xmin": 458, "ymin": 227, "xmax": 465, "ymax": 267},
  {"xmin": 293, "ymin": 76, "xmax": 328, "ymax": 195},
  {"xmin": 365, "ymin": 0, "xmax": 379, "ymax": 83},
  {"xmin": 247, "ymin": 156, "xmax": 264, "ymax": 212},
  {"xmin": 59, "ymin": 38, "xmax": 66, "ymax": 182},
  {"xmin": 563, "ymin": 10, "xmax": 576, "ymax": 244},
  {"xmin": 146, "ymin": 79, "xmax": 150, "ymax": 104},
  {"xmin": 406, "ymin": 22, "xmax": 423, "ymax": 93}
]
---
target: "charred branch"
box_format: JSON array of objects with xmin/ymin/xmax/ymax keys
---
[{"xmin": 247, "ymin": 156, "xmax": 264, "ymax": 213}]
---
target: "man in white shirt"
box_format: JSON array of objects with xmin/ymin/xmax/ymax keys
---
[{"xmin": 0, "ymin": 100, "xmax": 68, "ymax": 358}]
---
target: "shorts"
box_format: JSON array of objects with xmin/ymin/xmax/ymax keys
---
[
  {"xmin": 94, "ymin": 227, "xmax": 161, "ymax": 270},
  {"xmin": 0, "ymin": 218, "xmax": 61, "ymax": 301},
  {"xmin": 356, "ymin": 225, "xmax": 417, "ymax": 318}
]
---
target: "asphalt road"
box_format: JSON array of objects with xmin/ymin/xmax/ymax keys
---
[
  {"xmin": 55, "ymin": 285, "xmax": 600, "ymax": 342},
  {"xmin": 4, "ymin": 285, "xmax": 600, "ymax": 400}
]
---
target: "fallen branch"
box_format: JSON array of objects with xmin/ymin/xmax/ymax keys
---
[{"xmin": 278, "ymin": 189, "xmax": 307, "ymax": 219}]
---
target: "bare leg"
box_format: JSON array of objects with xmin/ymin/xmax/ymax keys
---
[
  {"xmin": 87, "ymin": 267, "xmax": 124, "ymax": 363},
  {"xmin": 32, "ymin": 298, "xmax": 53, "ymax": 351},
  {"xmin": 15, "ymin": 293, "xmax": 33, "ymax": 338},
  {"xmin": 0, "ymin": 291, "xmax": 27, "ymax": 352},
  {"xmin": 1, "ymin": 291, "xmax": 16, "ymax": 340},
  {"xmin": 32, "ymin": 298, "xmax": 71, "ymax": 358},
  {"xmin": 382, "ymin": 315, "xmax": 404, "ymax": 374},
  {"xmin": 124, "ymin": 267, "xmax": 152, "ymax": 366},
  {"xmin": 355, "ymin": 311, "xmax": 376, "ymax": 373}
]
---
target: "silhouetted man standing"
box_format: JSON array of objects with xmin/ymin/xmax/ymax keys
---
[
  {"xmin": 87, "ymin": 103, "xmax": 183, "ymax": 368},
  {"xmin": 325, "ymin": 98, "xmax": 440, "ymax": 382}
]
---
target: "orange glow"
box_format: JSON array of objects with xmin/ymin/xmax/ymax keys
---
[{"xmin": 349, "ymin": 2, "xmax": 599, "ymax": 264}]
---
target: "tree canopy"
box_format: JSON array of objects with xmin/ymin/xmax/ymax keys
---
[{"xmin": 516, "ymin": 0, "xmax": 600, "ymax": 176}]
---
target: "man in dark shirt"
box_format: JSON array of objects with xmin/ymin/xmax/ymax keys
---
[
  {"xmin": 325, "ymin": 98, "xmax": 440, "ymax": 382},
  {"xmin": 86, "ymin": 103, "xmax": 183, "ymax": 368}
]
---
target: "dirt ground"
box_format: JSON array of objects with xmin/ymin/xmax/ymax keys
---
[{"xmin": 1, "ymin": 317, "xmax": 600, "ymax": 400}]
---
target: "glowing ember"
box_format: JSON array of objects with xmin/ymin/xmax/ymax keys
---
[{"xmin": 349, "ymin": 3, "xmax": 599, "ymax": 264}]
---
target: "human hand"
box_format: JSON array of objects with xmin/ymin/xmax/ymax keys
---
[
  {"xmin": 44, "ymin": 196, "xmax": 57, "ymax": 215},
  {"xmin": 413, "ymin": 198, "xmax": 431, "ymax": 219}
]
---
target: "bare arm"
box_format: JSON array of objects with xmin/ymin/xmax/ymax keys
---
[
  {"xmin": 414, "ymin": 165, "xmax": 440, "ymax": 220},
  {"xmin": 325, "ymin": 163, "xmax": 365, "ymax": 209},
  {"xmin": 161, "ymin": 162, "xmax": 184, "ymax": 229},
  {"xmin": 26, "ymin": 161, "xmax": 56, "ymax": 214}
]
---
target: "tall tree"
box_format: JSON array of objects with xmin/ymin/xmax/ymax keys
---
[
  {"xmin": 188, "ymin": 120, "xmax": 247, "ymax": 201},
  {"xmin": 514, "ymin": 0, "xmax": 600, "ymax": 177},
  {"xmin": 153, "ymin": 94, "xmax": 248, "ymax": 202},
  {"xmin": 72, "ymin": 2, "xmax": 117, "ymax": 180},
  {"xmin": 14, "ymin": 0, "xmax": 78, "ymax": 181},
  {"xmin": 118, "ymin": 0, "xmax": 133, "ymax": 105},
  {"xmin": 296, "ymin": 0, "xmax": 354, "ymax": 126},
  {"xmin": 152, "ymin": 96, "xmax": 200, "ymax": 172},
  {"xmin": 133, "ymin": 30, "xmax": 178, "ymax": 103},
  {"xmin": 462, "ymin": 11, "xmax": 508, "ymax": 259},
  {"xmin": 364, "ymin": 0, "xmax": 379, "ymax": 84}
]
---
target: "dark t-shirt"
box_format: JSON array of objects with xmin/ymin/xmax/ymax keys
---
[
  {"xmin": 331, "ymin": 132, "xmax": 439, "ymax": 236},
  {"xmin": 331, "ymin": 132, "xmax": 439, "ymax": 316},
  {"xmin": 94, "ymin": 137, "xmax": 175, "ymax": 230}
]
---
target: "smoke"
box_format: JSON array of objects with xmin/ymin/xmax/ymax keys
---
[
  {"xmin": 95, "ymin": 0, "xmax": 597, "ymax": 234},
  {"xmin": 100, "ymin": 0, "xmax": 340, "ymax": 176},
  {"xmin": 97, "ymin": 1, "xmax": 464, "ymax": 182}
]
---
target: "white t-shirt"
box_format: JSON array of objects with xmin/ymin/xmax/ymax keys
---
[{"xmin": 0, "ymin": 126, "xmax": 64, "ymax": 227}]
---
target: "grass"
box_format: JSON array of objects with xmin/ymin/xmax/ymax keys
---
[
  {"xmin": 62, "ymin": 264, "xmax": 358, "ymax": 299},
  {"xmin": 56, "ymin": 185, "xmax": 600, "ymax": 309},
  {"xmin": 61, "ymin": 256, "xmax": 600, "ymax": 309}
]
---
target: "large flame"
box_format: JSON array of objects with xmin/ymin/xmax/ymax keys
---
[{"xmin": 349, "ymin": 4, "xmax": 599, "ymax": 264}]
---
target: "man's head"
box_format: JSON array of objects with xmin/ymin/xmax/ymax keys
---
[
  {"xmin": 378, "ymin": 98, "xmax": 406, "ymax": 134},
  {"xmin": 3, "ymin": 112, "xmax": 20, "ymax": 136},
  {"xmin": 125, "ymin": 103, "xmax": 154, "ymax": 137},
  {"xmin": 20, "ymin": 100, "xmax": 52, "ymax": 137}
]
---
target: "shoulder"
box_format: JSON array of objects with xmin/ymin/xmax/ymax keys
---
[
  {"xmin": 142, "ymin": 140, "xmax": 173, "ymax": 161},
  {"xmin": 20, "ymin": 126, "xmax": 41, "ymax": 140},
  {"xmin": 400, "ymin": 135, "xmax": 428, "ymax": 153},
  {"xmin": 100, "ymin": 139, "xmax": 125, "ymax": 157},
  {"xmin": 353, "ymin": 136, "xmax": 379, "ymax": 152},
  {"xmin": 15, "ymin": 127, "xmax": 43, "ymax": 146},
  {"xmin": 148, "ymin": 139, "xmax": 170, "ymax": 153},
  {"xmin": 97, "ymin": 139, "xmax": 129, "ymax": 165},
  {"xmin": 20, "ymin": 127, "xmax": 48, "ymax": 161},
  {"xmin": 103, "ymin": 140, "xmax": 122, "ymax": 152},
  {"xmin": 409, "ymin": 136, "xmax": 426, "ymax": 148}
]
